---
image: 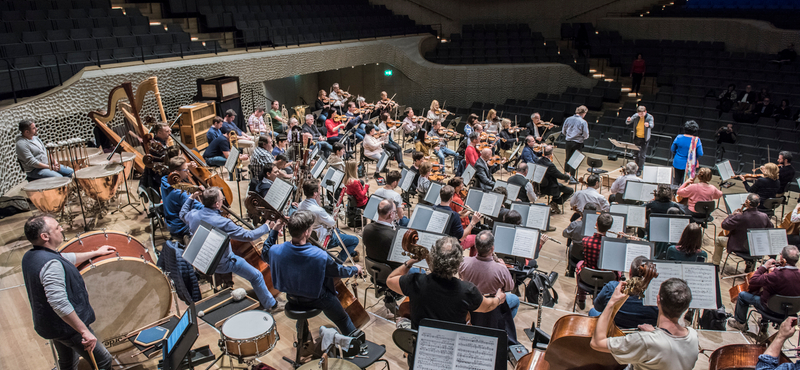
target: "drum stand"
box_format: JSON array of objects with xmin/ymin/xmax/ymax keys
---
[
  {"xmin": 71, "ymin": 173, "xmax": 91, "ymax": 232},
  {"xmin": 111, "ymin": 150, "xmax": 142, "ymax": 215}
]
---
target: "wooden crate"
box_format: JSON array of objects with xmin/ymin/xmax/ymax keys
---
[{"xmin": 178, "ymin": 102, "xmax": 216, "ymax": 150}]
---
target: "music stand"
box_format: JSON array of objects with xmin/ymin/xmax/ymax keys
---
[
  {"xmin": 109, "ymin": 134, "xmax": 143, "ymax": 216},
  {"xmin": 608, "ymin": 138, "xmax": 639, "ymax": 161},
  {"xmin": 415, "ymin": 319, "xmax": 507, "ymax": 370},
  {"xmin": 543, "ymin": 131, "xmax": 560, "ymax": 146},
  {"xmin": 182, "ymin": 221, "xmax": 229, "ymax": 275},
  {"xmin": 162, "ymin": 303, "xmax": 200, "ymax": 370}
]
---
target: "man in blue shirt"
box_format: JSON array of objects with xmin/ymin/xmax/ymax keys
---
[
  {"xmin": 160, "ymin": 156, "xmax": 202, "ymax": 238},
  {"xmin": 180, "ymin": 187, "xmax": 283, "ymax": 312},
  {"xmin": 521, "ymin": 135, "xmax": 539, "ymax": 164},
  {"xmin": 221, "ymin": 109, "xmax": 255, "ymax": 153},
  {"xmin": 204, "ymin": 127, "xmax": 233, "ymax": 167},
  {"xmin": 756, "ymin": 317, "xmax": 798, "ymax": 370},
  {"xmin": 265, "ymin": 210, "xmax": 363, "ymax": 335},
  {"xmin": 206, "ymin": 116, "xmax": 224, "ymax": 144},
  {"xmin": 561, "ymin": 105, "xmax": 589, "ymax": 179}
]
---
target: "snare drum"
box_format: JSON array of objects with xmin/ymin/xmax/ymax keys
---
[
  {"xmin": 74, "ymin": 164, "xmax": 124, "ymax": 202},
  {"xmin": 22, "ymin": 177, "xmax": 72, "ymax": 214},
  {"xmin": 89, "ymin": 152, "xmax": 136, "ymax": 179},
  {"xmin": 221, "ymin": 311, "xmax": 279, "ymax": 358},
  {"xmin": 59, "ymin": 232, "xmax": 169, "ymax": 353}
]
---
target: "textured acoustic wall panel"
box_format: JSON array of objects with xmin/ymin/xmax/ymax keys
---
[{"xmin": 0, "ymin": 35, "xmax": 594, "ymax": 195}]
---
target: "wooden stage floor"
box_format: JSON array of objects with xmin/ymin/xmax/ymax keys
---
[{"xmin": 1, "ymin": 147, "xmax": 796, "ymax": 369}]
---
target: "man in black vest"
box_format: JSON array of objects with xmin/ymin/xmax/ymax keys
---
[
  {"xmin": 21, "ymin": 215, "xmax": 116, "ymax": 370},
  {"xmin": 508, "ymin": 162, "xmax": 537, "ymax": 203}
]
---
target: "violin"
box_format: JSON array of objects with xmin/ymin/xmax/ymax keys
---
[
  {"xmin": 437, "ymin": 127, "xmax": 461, "ymax": 138},
  {"xmin": 487, "ymin": 155, "xmax": 506, "ymax": 166},
  {"xmin": 738, "ymin": 173, "xmax": 765, "ymax": 180},
  {"xmin": 333, "ymin": 114, "xmax": 352, "ymax": 124},
  {"xmin": 429, "ymin": 172, "xmax": 448, "ymax": 182},
  {"xmin": 384, "ymin": 119, "xmax": 401, "ymax": 128},
  {"xmin": 411, "ymin": 116, "xmax": 428, "ymax": 123},
  {"xmin": 372, "ymin": 131, "xmax": 388, "ymax": 138},
  {"xmin": 433, "ymin": 108, "xmax": 451, "ymax": 116},
  {"xmin": 424, "ymin": 136, "xmax": 441, "ymax": 146}
]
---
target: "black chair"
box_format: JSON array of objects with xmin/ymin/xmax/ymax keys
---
[
  {"xmin": 722, "ymin": 251, "xmax": 760, "ymax": 280},
  {"xmin": 762, "ymin": 197, "xmax": 783, "ymax": 224},
  {"xmin": 392, "ymin": 327, "xmax": 417, "ymax": 355},
  {"xmin": 566, "ymin": 241, "xmax": 584, "ymax": 277},
  {"xmin": 747, "ymin": 295, "xmax": 800, "ymax": 342},
  {"xmin": 364, "ymin": 257, "xmax": 396, "ymax": 314},
  {"xmin": 691, "ymin": 200, "xmax": 717, "ymax": 237},
  {"xmin": 283, "ymin": 302, "xmax": 322, "ymax": 369},
  {"xmin": 573, "ymin": 267, "xmax": 617, "ymax": 312}
]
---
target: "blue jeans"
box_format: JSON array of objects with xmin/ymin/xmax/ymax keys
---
[
  {"xmin": 205, "ymin": 156, "xmax": 227, "ymax": 167},
  {"xmin": 329, "ymin": 229, "xmax": 359, "ymax": 261},
  {"xmin": 434, "ymin": 147, "xmax": 457, "ymax": 166},
  {"xmin": 588, "ymin": 308, "xmax": 601, "ymax": 317},
  {"xmin": 53, "ymin": 327, "xmax": 113, "ymax": 370},
  {"xmin": 316, "ymin": 140, "xmax": 333, "ymax": 158},
  {"xmin": 288, "ymin": 290, "xmax": 356, "ymax": 335},
  {"xmin": 398, "ymin": 216, "xmax": 409, "ymax": 227},
  {"xmin": 28, "ymin": 165, "xmax": 74, "ymax": 180},
  {"xmin": 506, "ymin": 293, "xmax": 520, "ymax": 318},
  {"xmin": 734, "ymin": 291, "xmax": 763, "ymax": 324},
  {"xmin": 218, "ymin": 255, "xmax": 277, "ymax": 309}
]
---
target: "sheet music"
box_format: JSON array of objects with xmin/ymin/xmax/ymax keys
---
[
  {"xmin": 311, "ymin": 157, "xmax": 327, "ymax": 178},
  {"xmin": 567, "ymin": 151, "xmax": 585, "ymax": 170},
  {"xmin": 326, "ymin": 169, "xmax": 344, "ymax": 193},
  {"xmin": 768, "ymin": 229, "xmax": 788, "ymax": 255},
  {"xmin": 377, "ymin": 152, "xmax": 389, "ymax": 173},
  {"xmin": 644, "ymin": 262, "xmax": 718, "ymax": 309},
  {"xmin": 400, "ymin": 168, "xmax": 417, "ymax": 191},
  {"xmin": 462, "ymin": 165, "xmax": 476, "ymax": 185},
  {"xmin": 609, "ymin": 215, "xmax": 625, "ymax": 234},
  {"xmin": 667, "ymin": 218, "xmax": 688, "ymax": 243},
  {"xmin": 624, "ymin": 243, "xmax": 652, "ymax": 273},
  {"xmin": 506, "ymin": 183, "xmax": 521, "ymax": 202},
  {"xmin": 511, "ymin": 228, "xmax": 539, "ymax": 259},
  {"xmin": 610, "ymin": 204, "xmax": 646, "ymax": 228},
  {"xmin": 428, "ymin": 210, "xmax": 450, "ymax": 233},
  {"xmin": 425, "ymin": 183, "xmax": 443, "ymax": 205},
  {"xmin": 623, "ymin": 181, "xmax": 658, "ymax": 202},
  {"xmin": 724, "ymin": 193, "xmax": 749, "ymax": 213},
  {"xmin": 190, "ymin": 228, "xmax": 226, "ymax": 274},
  {"xmin": 748, "ymin": 231, "xmax": 771, "ymax": 256},
  {"xmin": 643, "ymin": 166, "xmax": 672, "ymax": 184},
  {"xmin": 717, "ymin": 160, "xmax": 735, "ymax": 181},
  {"xmin": 224, "ymin": 147, "xmax": 239, "ymax": 174},
  {"xmin": 531, "ymin": 164, "xmax": 547, "ymax": 183},
  {"xmin": 527, "ymin": 205, "xmax": 548, "ymax": 230},
  {"xmin": 387, "ymin": 228, "xmax": 431, "ymax": 269},
  {"xmin": 415, "ymin": 326, "xmax": 498, "ymax": 370},
  {"xmin": 478, "ymin": 192, "xmax": 498, "ymax": 216},
  {"xmin": 264, "ymin": 178, "xmax": 292, "ymax": 211}
]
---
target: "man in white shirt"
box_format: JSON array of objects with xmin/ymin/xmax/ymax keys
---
[
  {"xmin": 329, "ymin": 83, "xmax": 346, "ymax": 112},
  {"xmin": 373, "ymin": 170, "xmax": 408, "ymax": 226},
  {"xmin": 609, "ymin": 162, "xmax": 641, "ymax": 203},
  {"xmin": 570, "ymin": 174, "xmax": 610, "ymax": 213},
  {"xmin": 248, "ymin": 107, "xmax": 268, "ymax": 136},
  {"xmin": 298, "ymin": 178, "xmax": 360, "ymax": 261},
  {"xmin": 591, "ymin": 278, "xmax": 698, "ymax": 370}
]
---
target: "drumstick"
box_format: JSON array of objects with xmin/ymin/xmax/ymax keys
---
[
  {"xmin": 88, "ymin": 350, "xmax": 98, "ymax": 370},
  {"xmin": 198, "ymin": 297, "xmax": 233, "ymax": 317}
]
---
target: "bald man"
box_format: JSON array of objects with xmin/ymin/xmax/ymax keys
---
[{"xmin": 474, "ymin": 148, "xmax": 497, "ymax": 191}]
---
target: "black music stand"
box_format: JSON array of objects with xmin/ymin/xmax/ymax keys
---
[{"xmin": 109, "ymin": 134, "xmax": 143, "ymax": 215}]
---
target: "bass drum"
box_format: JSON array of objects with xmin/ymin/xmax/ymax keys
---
[{"xmin": 59, "ymin": 231, "xmax": 171, "ymax": 352}]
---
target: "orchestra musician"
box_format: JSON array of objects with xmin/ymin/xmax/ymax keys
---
[
  {"xmin": 728, "ymin": 245, "xmax": 800, "ymax": 333},
  {"xmin": 484, "ymin": 109, "xmax": 500, "ymax": 133},
  {"xmin": 609, "ymin": 162, "xmax": 641, "ymax": 203},
  {"xmin": 401, "ymin": 107, "xmax": 420, "ymax": 137},
  {"xmin": 474, "ymin": 148, "xmax": 498, "ymax": 191},
  {"xmin": 436, "ymin": 185, "xmax": 482, "ymax": 241},
  {"xmin": 16, "ymin": 119, "xmax": 74, "ymax": 180},
  {"xmin": 447, "ymin": 177, "xmax": 470, "ymax": 228},
  {"xmin": 527, "ymin": 112, "xmax": 554, "ymax": 142},
  {"xmin": 508, "ymin": 162, "xmax": 538, "ymax": 204},
  {"xmin": 375, "ymin": 91, "xmax": 397, "ymax": 115},
  {"xmin": 712, "ymin": 194, "xmax": 773, "ymax": 267},
  {"xmin": 589, "ymin": 278, "xmax": 698, "ymax": 370},
  {"xmin": 345, "ymin": 102, "xmax": 367, "ymax": 141},
  {"xmin": 458, "ymin": 123, "xmax": 483, "ymax": 161},
  {"xmin": 520, "ymin": 135, "xmax": 539, "ymax": 164},
  {"xmin": 498, "ymin": 118, "xmax": 518, "ymax": 154},
  {"xmin": 576, "ymin": 212, "xmax": 619, "ymax": 309},
  {"xmin": 539, "ymin": 145, "xmax": 575, "ymax": 214},
  {"xmin": 625, "ymin": 106, "xmax": 655, "ymax": 174},
  {"xmin": 587, "ymin": 256, "xmax": 659, "ymax": 328},
  {"xmin": 373, "ymin": 170, "xmax": 408, "ymax": 226},
  {"xmin": 777, "ymin": 151, "xmax": 795, "ymax": 194},
  {"xmin": 315, "ymin": 89, "xmax": 331, "ymax": 112},
  {"xmin": 562, "ymin": 105, "xmax": 590, "ymax": 178},
  {"xmin": 203, "ymin": 126, "xmax": 249, "ymax": 180},
  {"xmin": 222, "ymin": 110, "xmax": 255, "ymax": 150},
  {"xmin": 207, "ymin": 116, "xmax": 224, "ymax": 143},
  {"xmin": 570, "ymin": 174, "xmax": 610, "ymax": 213},
  {"xmin": 758, "ymin": 316, "xmax": 800, "ymax": 370},
  {"xmin": 161, "ymin": 156, "xmax": 202, "ymax": 239},
  {"xmin": 323, "ymin": 108, "xmax": 346, "ymax": 146},
  {"xmin": 463, "ymin": 132, "xmax": 481, "ymax": 169},
  {"xmin": 363, "ymin": 124, "xmax": 389, "ymax": 178},
  {"xmin": 463, "ymin": 113, "xmax": 479, "ymax": 136},
  {"xmin": 416, "ymin": 162, "xmax": 433, "ymax": 197},
  {"xmin": 738, "ymin": 163, "xmax": 782, "ymax": 213},
  {"xmin": 272, "ymin": 134, "xmax": 288, "ymax": 157},
  {"xmin": 428, "ymin": 99, "xmax": 449, "ymax": 122},
  {"xmin": 298, "ymin": 179, "xmax": 360, "ymax": 261},
  {"xmin": 665, "ymin": 223, "xmax": 707, "ymax": 262},
  {"xmin": 408, "ymin": 151, "xmax": 424, "ymax": 196},
  {"xmin": 329, "ymin": 83, "xmax": 347, "ymax": 112},
  {"xmin": 255, "ymin": 163, "xmax": 279, "ymax": 198},
  {"xmin": 563, "ymin": 203, "xmax": 598, "ymax": 276},
  {"xmin": 181, "ymin": 188, "xmax": 283, "ymax": 312},
  {"xmin": 414, "ymin": 130, "xmax": 434, "ymax": 161},
  {"xmin": 265, "ymin": 210, "xmax": 363, "ymax": 336},
  {"xmin": 676, "ymin": 167, "xmax": 723, "ymax": 216},
  {"xmin": 22, "ymin": 215, "xmax": 116, "ymax": 370},
  {"xmin": 429, "ymin": 120, "xmax": 459, "ymax": 167},
  {"xmin": 251, "ymin": 135, "xmax": 275, "ymax": 169},
  {"xmin": 326, "ymin": 142, "xmax": 346, "ymax": 172},
  {"xmin": 248, "ymin": 106, "xmax": 268, "ymax": 136},
  {"xmin": 302, "ymin": 114, "xmax": 333, "ymax": 158},
  {"xmin": 459, "ymin": 230, "xmax": 522, "ymax": 319},
  {"xmin": 377, "ymin": 113, "xmax": 407, "ymax": 169}
]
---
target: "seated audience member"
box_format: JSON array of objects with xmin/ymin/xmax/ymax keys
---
[
  {"xmin": 715, "ymin": 123, "xmax": 737, "ymax": 144},
  {"xmin": 713, "ymin": 194, "xmax": 773, "ymax": 267},
  {"xmin": 571, "ymin": 174, "xmax": 610, "ymax": 213},
  {"xmin": 459, "ymin": 231, "xmax": 521, "ymax": 318},
  {"xmin": 775, "ymin": 43, "xmax": 797, "ymax": 63},
  {"xmin": 728, "ymin": 246, "xmax": 800, "ymax": 332},
  {"xmin": 590, "ymin": 278, "xmax": 698, "ymax": 370},
  {"xmin": 676, "ymin": 167, "xmax": 722, "ymax": 216},
  {"xmin": 588, "ymin": 256, "xmax": 659, "ymax": 329},
  {"xmin": 576, "ymin": 213, "xmax": 619, "ymax": 309},
  {"xmin": 717, "ymin": 84, "xmax": 738, "ymax": 113},
  {"xmin": 609, "ymin": 162, "xmax": 640, "ymax": 203},
  {"xmin": 733, "ymin": 84, "xmax": 756, "ymax": 112},
  {"xmin": 753, "ymin": 97, "xmax": 775, "ymax": 117},
  {"xmin": 774, "ymin": 99, "xmax": 793, "ymax": 120},
  {"xmin": 738, "ymin": 163, "xmax": 782, "ymax": 213},
  {"xmin": 666, "ymin": 223, "xmax": 708, "ymax": 262}
]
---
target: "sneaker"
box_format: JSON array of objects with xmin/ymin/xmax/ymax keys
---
[
  {"xmin": 549, "ymin": 202, "xmax": 562, "ymax": 214},
  {"xmin": 727, "ymin": 318, "xmax": 747, "ymax": 332}
]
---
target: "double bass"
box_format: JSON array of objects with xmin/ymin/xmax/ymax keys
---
[{"xmin": 516, "ymin": 262, "xmax": 659, "ymax": 370}]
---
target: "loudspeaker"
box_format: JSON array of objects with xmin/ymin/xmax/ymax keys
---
[{"xmin": 216, "ymin": 98, "xmax": 244, "ymax": 132}]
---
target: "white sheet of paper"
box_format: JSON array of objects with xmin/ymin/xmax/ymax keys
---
[
  {"xmin": 623, "ymin": 243, "xmax": 652, "ymax": 273},
  {"xmin": 462, "ymin": 165, "xmax": 476, "ymax": 185},
  {"xmin": 400, "ymin": 168, "xmax": 416, "ymax": 191},
  {"xmin": 724, "ymin": 193, "xmax": 750, "ymax": 213},
  {"xmin": 414, "ymin": 327, "xmax": 456, "ymax": 370},
  {"xmin": 452, "ymin": 332, "xmax": 498, "ymax": 370},
  {"xmin": 387, "ymin": 228, "xmax": 430, "ymax": 269},
  {"xmin": 506, "ymin": 183, "xmax": 521, "ymax": 202},
  {"xmin": 609, "ymin": 215, "xmax": 625, "ymax": 234},
  {"xmin": 531, "ymin": 164, "xmax": 546, "ymax": 183},
  {"xmin": 192, "ymin": 229, "xmax": 226, "ymax": 274},
  {"xmin": 627, "ymin": 206, "xmax": 647, "ymax": 228},
  {"xmin": 658, "ymin": 167, "xmax": 672, "ymax": 184},
  {"xmin": 527, "ymin": 205, "xmax": 548, "ymax": 230},
  {"xmin": 567, "ymin": 151, "xmax": 585, "ymax": 170},
  {"xmin": 511, "ymin": 228, "xmax": 539, "ymax": 259},
  {"xmin": 644, "ymin": 262, "xmax": 684, "ymax": 306},
  {"xmin": 330, "ymin": 170, "xmax": 344, "ymax": 190},
  {"xmin": 311, "ymin": 158, "xmax": 326, "ymax": 178},
  {"xmin": 668, "ymin": 218, "xmax": 689, "ymax": 243},
  {"xmin": 717, "ymin": 160, "xmax": 735, "ymax": 181},
  {"xmin": 682, "ymin": 264, "xmax": 718, "ymax": 309},
  {"xmin": 428, "ymin": 211, "xmax": 450, "ymax": 233},
  {"xmin": 748, "ymin": 230, "xmax": 772, "ymax": 256},
  {"xmin": 479, "ymin": 192, "xmax": 498, "ymax": 216},
  {"xmin": 768, "ymin": 229, "xmax": 789, "ymax": 255},
  {"xmin": 640, "ymin": 183, "xmax": 659, "ymax": 201},
  {"xmin": 264, "ymin": 178, "xmax": 292, "ymax": 211}
]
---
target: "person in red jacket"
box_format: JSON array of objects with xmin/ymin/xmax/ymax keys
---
[
  {"xmin": 465, "ymin": 132, "xmax": 480, "ymax": 168},
  {"xmin": 630, "ymin": 53, "xmax": 646, "ymax": 96},
  {"xmin": 344, "ymin": 178, "xmax": 369, "ymax": 208}
]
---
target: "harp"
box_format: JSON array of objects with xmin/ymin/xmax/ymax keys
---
[
  {"xmin": 88, "ymin": 82, "xmax": 147, "ymax": 173},
  {"xmin": 134, "ymin": 76, "xmax": 168, "ymax": 124}
]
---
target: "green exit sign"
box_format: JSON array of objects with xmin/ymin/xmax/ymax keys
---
[{"xmin": 384, "ymin": 70, "xmax": 393, "ymax": 76}]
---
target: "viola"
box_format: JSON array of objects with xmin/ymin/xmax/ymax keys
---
[
  {"xmin": 488, "ymin": 155, "xmax": 506, "ymax": 166},
  {"xmin": 333, "ymin": 114, "xmax": 352, "ymax": 123}
]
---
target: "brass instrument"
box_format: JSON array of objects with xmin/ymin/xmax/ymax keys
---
[
  {"xmin": 281, "ymin": 104, "xmax": 290, "ymax": 124},
  {"xmin": 292, "ymin": 105, "xmax": 309, "ymax": 121}
]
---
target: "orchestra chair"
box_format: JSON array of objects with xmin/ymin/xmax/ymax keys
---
[
  {"xmin": 762, "ymin": 197, "xmax": 783, "ymax": 224},
  {"xmin": 585, "ymin": 157, "xmax": 607, "ymax": 191},
  {"xmin": 342, "ymin": 341, "xmax": 390, "ymax": 370},
  {"xmin": 364, "ymin": 257, "xmax": 397, "ymax": 317},
  {"xmin": 358, "ymin": 144, "xmax": 377, "ymax": 176},
  {"xmin": 565, "ymin": 241, "xmax": 584, "ymax": 278},
  {"xmin": 573, "ymin": 268, "xmax": 617, "ymax": 312},
  {"xmin": 691, "ymin": 200, "xmax": 717, "ymax": 237},
  {"xmin": 283, "ymin": 302, "xmax": 322, "ymax": 369},
  {"xmin": 747, "ymin": 295, "xmax": 800, "ymax": 342},
  {"xmin": 392, "ymin": 327, "xmax": 417, "ymax": 355},
  {"xmin": 721, "ymin": 251, "xmax": 760, "ymax": 281},
  {"xmin": 346, "ymin": 194, "xmax": 366, "ymax": 233}
]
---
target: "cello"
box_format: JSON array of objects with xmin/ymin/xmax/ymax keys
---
[
  {"xmin": 709, "ymin": 344, "xmax": 792, "ymax": 370},
  {"xmin": 515, "ymin": 262, "xmax": 659, "ymax": 370}
]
